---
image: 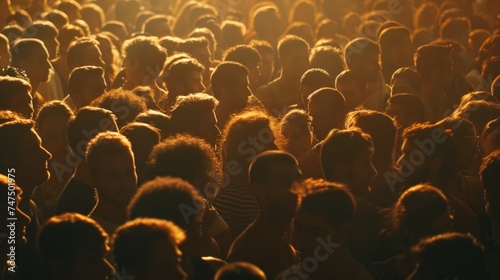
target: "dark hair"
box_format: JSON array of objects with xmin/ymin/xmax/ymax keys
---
[
  {"xmin": 211, "ymin": 62, "xmax": 248, "ymax": 98},
  {"xmin": 300, "ymin": 68, "xmax": 333, "ymax": 89},
  {"xmin": 68, "ymin": 66, "xmax": 104, "ymax": 96},
  {"xmin": 24, "ymin": 20, "xmax": 58, "ymax": 40},
  {"xmin": 414, "ymin": 44, "xmax": 452, "ymax": 82},
  {"xmin": 35, "ymin": 101, "xmax": 74, "ymax": 133},
  {"xmin": 344, "ymin": 38, "xmax": 380, "ymax": 69},
  {"xmin": 37, "ymin": 213, "xmax": 108, "ymax": 263},
  {"xmin": 11, "ymin": 38, "xmax": 46, "ymax": 66},
  {"xmin": 223, "ymin": 45, "xmax": 261, "ymax": 67},
  {"xmin": 122, "ymin": 36, "xmax": 167, "ymax": 77},
  {"xmin": 387, "ymin": 93, "xmax": 426, "ymax": 122},
  {"xmin": 0, "ymin": 76, "xmax": 32, "ymax": 108},
  {"xmin": 390, "ymin": 67, "xmax": 423, "ymax": 95},
  {"xmin": 452, "ymin": 100, "xmax": 500, "ymax": 134},
  {"xmin": 277, "ymin": 35, "xmax": 310, "ymax": 61},
  {"xmin": 112, "ymin": 218, "xmax": 185, "ymax": 273},
  {"xmin": 91, "ymin": 89, "xmax": 148, "ymax": 128},
  {"xmin": 309, "ymin": 46, "xmax": 345, "ymax": 80},
  {"xmin": 249, "ymin": 150, "xmax": 297, "ymax": 185},
  {"xmin": 134, "ymin": 110, "xmax": 171, "ymax": 138},
  {"xmin": 297, "ymin": 178, "xmax": 356, "ymax": 228},
  {"xmin": 67, "ymin": 37, "xmax": 100, "ymax": 69},
  {"xmin": 163, "ymin": 58, "xmax": 204, "ymax": 98},
  {"xmin": 128, "ymin": 176, "xmax": 206, "ymax": 229},
  {"xmin": 170, "ymin": 93, "xmax": 218, "ymax": 135}
]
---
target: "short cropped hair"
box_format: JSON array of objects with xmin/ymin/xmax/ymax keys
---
[
  {"xmin": 211, "ymin": 61, "xmax": 248, "ymax": 98},
  {"xmin": 277, "ymin": 35, "xmax": 310, "ymax": 61},
  {"xmin": 122, "ymin": 36, "xmax": 167, "ymax": 77},
  {"xmin": 344, "ymin": 38, "xmax": 380, "ymax": 69},
  {"xmin": 0, "ymin": 76, "xmax": 32, "ymax": 107},
  {"xmin": 68, "ymin": 66, "xmax": 104, "ymax": 96},
  {"xmin": 249, "ymin": 150, "xmax": 297, "ymax": 185},
  {"xmin": 414, "ymin": 44, "xmax": 452, "ymax": 82},
  {"xmin": 223, "ymin": 45, "xmax": 261, "ymax": 67},
  {"xmin": 91, "ymin": 89, "xmax": 148, "ymax": 128},
  {"xmin": 38, "ymin": 213, "xmax": 108, "ymax": 264},
  {"xmin": 170, "ymin": 93, "xmax": 218, "ymax": 134}
]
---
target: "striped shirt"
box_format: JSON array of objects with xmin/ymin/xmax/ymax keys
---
[{"xmin": 213, "ymin": 183, "xmax": 260, "ymax": 239}]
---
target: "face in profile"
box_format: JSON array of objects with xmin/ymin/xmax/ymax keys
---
[{"xmin": 15, "ymin": 129, "xmax": 52, "ymax": 189}]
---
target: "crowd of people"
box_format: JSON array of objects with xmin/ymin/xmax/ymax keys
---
[{"xmin": 0, "ymin": 0, "xmax": 500, "ymax": 279}]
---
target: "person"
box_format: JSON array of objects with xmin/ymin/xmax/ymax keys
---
[
  {"xmin": 120, "ymin": 122, "xmax": 161, "ymax": 184},
  {"xmin": 211, "ymin": 62, "xmax": 252, "ymax": 128},
  {"xmin": 121, "ymin": 36, "xmax": 167, "ymax": 103},
  {"xmin": 170, "ymin": 93, "xmax": 221, "ymax": 147},
  {"xmin": 408, "ymin": 233, "xmax": 487, "ymax": 280},
  {"xmin": 280, "ymin": 109, "xmax": 313, "ymax": 159},
  {"xmin": 344, "ymin": 37, "xmax": 388, "ymax": 111},
  {"xmin": 32, "ymin": 101, "xmax": 74, "ymax": 221},
  {"xmin": 414, "ymin": 44, "xmax": 454, "ymax": 121},
  {"xmin": 298, "ymin": 88, "xmax": 345, "ymax": 179},
  {"xmin": 370, "ymin": 184, "xmax": 452, "ymax": 280},
  {"xmin": 480, "ymin": 117, "xmax": 500, "ymax": 157},
  {"xmin": 249, "ymin": 40, "xmax": 275, "ymax": 89},
  {"xmin": 214, "ymin": 262, "xmax": 266, "ymax": 280},
  {"xmin": 177, "ymin": 37, "xmax": 213, "ymax": 88},
  {"xmin": 227, "ymin": 151, "xmax": 301, "ymax": 279},
  {"xmin": 250, "ymin": 5, "xmax": 284, "ymax": 48},
  {"xmin": 112, "ymin": 218, "xmax": 187, "ymax": 280},
  {"xmin": 10, "ymin": 38, "xmax": 50, "ymax": 114},
  {"xmin": 299, "ymin": 68, "xmax": 334, "ymax": 109},
  {"xmin": 25, "ymin": 20, "xmax": 65, "ymax": 102},
  {"xmin": 214, "ymin": 110, "xmax": 279, "ymax": 239},
  {"xmin": 378, "ymin": 27, "xmax": 415, "ymax": 82},
  {"xmin": 309, "ymin": 46, "xmax": 345, "ymax": 83},
  {"xmin": 0, "ymin": 76, "xmax": 33, "ymax": 119},
  {"xmin": 0, "ymin": 33, "xmax": 11, "ymax": 69},
  {"xmin": 223, "ymin": 45, "xmax": 262, "ymax": 92},
  {"xmin": 144, "ymin": 134, "xmax": 231, "ymax": 256},
  {"xmin": 56, "ymin": 107, "xmax": 119, "ymax": 215},
  {"xmin": 38, "ymin": 213, "xmax": 114, "ymax": 280},
  {"xmin": 480, "ymin": 150, "xmax": 500, "ymax": 279},
  {"xmin": 86, "ymin": 131, "xmax": 138, "ymax": 235},
  {"xmin": 397, "ymin": 123, "xmax": 481, "ymax": 237},
  {"xmin": 159, "ymin": 57, "xmax": 205, "ymax": 113},
  {"xmin": 63, "ymin": 66, "xmax": 107, "ymax": 111},
  {"xmin": 345, "ymin": 110, "xmax": 399, "ymax": 208},
  {"xmin": 142, "ymin": 15, "xmax": 172, "ymax": 38},
  {"xmin": 0, "ymin": 174, "xmax": 31, "ymax": 280},
  {"xmin": 128, "ymin": 176, "xmax": 226, "ymax": 280},
  {"xmin": 390, "ymin": 67, "xmax": 423, "ymax": 96},
  {"xmin": 335, "ymin": 69, "xmax": 367, "ymax": 111},
  {"xmin": 320, "ymin": 128, "xmax": 385, "ymax": 266},
  {"xmin": 255, "ymin": 35, "xmax": 310, "ymax": 116},
  {"xmin": 280, "ymin": 179, "xmax": 374, "ymax": 280}
]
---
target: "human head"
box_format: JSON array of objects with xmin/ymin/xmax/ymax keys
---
[
  {"xmin": 122, "ymin": 36, "xmax": 167, "ymax": 86},
  {"xmin": 115, "ymin": 0, "xmax": 142, "ymax": 32},
  {"xmin": 170, "ymin": 93, "xmax": 220, "ymax": 146},
  {"xmin": 280, "ymin": 109, "xmax": 312, "ymax": 158},
  {"xmin": 221, "ymin": 20, "xmax": 245, "ymax": 50},
  {"xmin": 214, "ymin": 262, "xmax": 266, "ymax": 280},
  {"xmin": 452, "ymin": 100, "xmax": 500, "ymax": 134},
  {"xmin": 68, "ymin": 66, "xmax": 107, "ymax": 110},
  {"xmin": 414, "ymin": 44, "xmax": 453, "ymax": 89},
  {"xmin": 0, "ymin": 120, "xmax": 52, "ymax": 191},
  {"xmin": 67, "ymin": 37, "xmax": 105, "ymax": 71},
  {"xmin": 408, "ymin": 233, "xmax": 486, "ymax": 280},
  {"xmin": 385, "ymin": 93, "xmax": 426, "ymax": 130},
  {"xmin": 345, "ymin": 110, "xmax": 397, "ymax": 165},
  {"xmin": 128, "ymin": 176, "xmax": 205, "ymax": 254},
  {"xmin": 0, "ymin": 76, "xmax": 33, "ymax": 119},
  {"xmin": 55, "ymin": 0, "xmax": 82, "ymax": 22},
  {"xmin": 37, "ymin": 213, "xmax": 113, "ymax": 280},
  {"xmin": 86, "ymin": 131, "xmax": 137, "ymax": 206},
  {"xmin": 163, "ymin": 57, "xmax": 205, "ymax": 105},
  {"xmin": 491, "ymin": 75, "xmax": 500, "ymax": 102},
  {"xmin": 143, "ymin": 15, "xmax": 172, "ymax": 38},
  {"xmin": 278, "ymin": 35, "xmax": 310, "ymax": 79},
  {"xmin": 134, "ymin": 110, "xmax": 171, "ymax": 138},
  {"xmin": 300, "ymin": 68, "xmax": 334, "ymax": 108},
  {"xmin": 460, "ymin": 91, "xmax": 498, "ymax": 106},
  {"xmin": 252, "ymin": 5, "xmax": 284, "ymax": 45},
  {"xmin": 294, "ymin": 179, "xmax": 356, "ymax": 257},
  {"xmin": 480, "ymin": 117, "xmax": 500, "ymax": 157},
  {"xmin": 480, "ymin": 150, "xmax": 500, "ymax": 221},
  {"xmin": 223, "ymin": 45, "xmax": 262, "ymax": 91},
  {"xmin": 35, "ymin": 101, "xmax": 74, "ymax": 164},
  {"xmin": 321, "ymin": 129, "xmax": 377, "ymax": 197},
  {"xmin": 66, "ymin": 106, "xmax": 118, "ymax": 160},
  {"xmin": 378, "ymin": 27, "xmax": 415, "ymax": 80},
  {"xmin": 249, "ymin": 40, "xmax": 274, "ymax": 87},
  {"xmin": 90, "ymin": 89, "xmax": 148, "ymax": 128},
  {"xmin": 344, "ymin": 38, "xmax": 381, "ymax": 83},
  {"xmin": 57, "ymin": 24, "xmax": 85, "ymax": 57},
  {"xmin": 481, "ymin": 56, "xmax": 500, "ymax": 86},
  {"xmin": 177, "ymin": 37, "xmax": 212, "ymax": 83},
  {"xmin": 307, "ymin": 88, "xmax": 346, "ymax": 141},
  {"xmin": 440, "ymin": 17, "xmax": 471, "ymax": 49},
  {"xmin": 81, "ymin": 3, "xmax": 105, "ymax": 34},
  {"xmin": 309, "ymin": 46, "xmax": 345, "ymax": 83},
  {"xmin": 249, "ymin": 150, "xmax": 301, "ymax": 217},
  {"xmin": 0, "ymin": 34, "xmax": 11, "ymax": 69},
  {"xmin": 211, "ymin": 62, "xmax": 251, "ymax": 114},
  {"xmin": 43, "ymin": 10, "xmax": 69, "ymax": 30},
  {"xmin": 24, "ymin": 20, "xmax": 60, "ymax": 59},
  {"xmin": 390, "ymin": 184, "xmax": 450, "ymax": 247},
  {"xmin": 390, "ymin": 67, "xmax": 423, "ymax": 96},
  {"xmin": 112, "ymin": 218, "xmax": 187, "ymax": 280},
  {"xmin": 335, "ymin": 69, "xmax": 366, "ymax": 111},
  {"xmin": 10, "ymin": 38, "xmax": 51, "ymax": 90}
]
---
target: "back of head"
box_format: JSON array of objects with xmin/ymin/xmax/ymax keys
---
[
  {"xmin": 387, "ymin": 93, "xmax": 426, "ymax": 123},
  {"xmin": 0, "ymin": 120, "xmax": 34, "ymax": 172},
  {"xmin": 297, "ymin": 179, "xmax": 356, "ymax": 228},
  {"xmin": 112, "ymin": 218, "xmax": 185, "ymax": 273},
  {"xmin": 249, "ymin": 150, "xmax": 297, "ymax": 185},
  {"xmin": 0, "ymin": 76, "xmax": 32, "ymax": 110},
  {"xmin": 66, "ymin": 106, "xmax": 118, "ymax": 157},
  {"xmin": 91, "ymin": 89, "xmax": 148, "ymax": 128},
  {"xmin": 122, "ymin": 35, "xmax": 167, "ymax": 75},
  {"xmin": 35, "ymin": 100, "xmax": 74, "ymax": 133},
  {"xmin": 321, "ymin": 129, "xmax": 373, "ymax": 182},
  {"xmin": 481, "ymin": 55, "xmax": 500, "ymax": 83},
  {"xmin": 277, "ymin": 35, "xmax": 309, "ymax": 61},
  {"xmin": 344, "ymin": 38, "xmax": 380, "ymax": 69},
  {"xmin": 68, "ymin": 65, "xmax": 104, "ymax": 96},
  {"xmin": 301, "ymin": 68, "xmax": 334, "ymax": 90},
  {"xmin": 412, "ymin": 232, "xmax": 486, "ymax": 280},
  {"xmin": 414, "ymin": 44, "xmax": 452, "ymax": 82},
  {"xmin": 38, "ymin": 213, "xmax": 107, "ymax": 264},
  {"xmin": 67, "ymin": 37, "xmax": 100, "ymax": 70},
  {"xmin": 170, "ymin": 93, "xmax": 218, "ymax": 134},
  {"xmin": 390, "ymin": 67, "xmax": 423, "ymax": 95},
  {"xmin": 164, "ymin": 57, "xmax": 204, "ymax": 95},
  {"xmin": 11, "ymin": 38, "xmax": 44, "ymax": 66},
  {"xmin": 492, "ymin": 75, "xmax": 500, "ymax": 102},
  {"xmin": 215, "ymin": 262, "xmax": 266, "ymax": 280},
  {"xmin": 308, "ymin": 87, "xmax": 346, "ymax": 117},
  {"xmin": 223, "ymin": 45, "xmax": 261, "ymax": 67},
  {"xmin": 24, "ymin": 20, "xmax": 58, "ymax": 41},
  {"xmin": 309, "ymin": 46, "xmax": 345, "ymax": 79},
  {"xmin": 128, "ymin": 176, "xmax": 205, "ymax": 229},
  {"xmin": 211, "ymin": 61, "xmax": 248, "ymax": 98},
  {"xmin": 452, "ymin": 100, "xmax": 500, "ymax": 134}
]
